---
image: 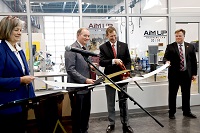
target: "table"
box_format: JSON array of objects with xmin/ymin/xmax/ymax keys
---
[{"xmin": 34, "ymin": 72, "xmax": 68, "ymax": 90}]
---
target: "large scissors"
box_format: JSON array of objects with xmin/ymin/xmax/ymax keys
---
[{"xmin": 92, "ymin": 69, "xmax": 144, "ymax": 91}]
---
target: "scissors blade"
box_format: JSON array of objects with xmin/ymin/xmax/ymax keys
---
[
  {"xmin": 107, "ymin": 69, "xmax": 130, "ymax": 79},
  {"xmin": 93, "ymin": 69, "xmax": 131, "ymax": 91},
  {"xmin": 105, "ymin": 69, "xmax": 131, "ymax": 91},
  {"xmin": 94, "ymin": 76, "xmax": 105, "ymax": 84}
]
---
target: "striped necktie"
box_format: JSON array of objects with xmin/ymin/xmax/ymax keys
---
[{"xmin": 179, "ymin": 44, "xmax": 184, "ymax": 71}]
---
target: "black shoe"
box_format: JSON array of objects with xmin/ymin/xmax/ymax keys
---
[
  {"xmin": 183, "ymin": 112, "xmax": 197, "ymax": 118},
  {"xmin": 169, "ymin": 113, "xmax": 176, "ymax": 119},
  {"xmin": 106, "ymin": 125, "xmax": 115, "ymax": 133},
  {"xmin": 123, "ymin": 125, "xmax": 134, "ymax": 133},
  {"xmin": 169, "ymin": 114, "xmax": 175, "ymax": 119}
]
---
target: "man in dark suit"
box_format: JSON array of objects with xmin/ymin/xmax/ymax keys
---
[
  {"xmin": 99, "ymin": 26, "xmax": 133, "ymax": 133},
  {"xmin": 65, "ymin": 28, "xmax": 95, "ymax": 133},
  {"xmin": 163, "ymin": 29, "xmax": 197, "ymax": 119}
]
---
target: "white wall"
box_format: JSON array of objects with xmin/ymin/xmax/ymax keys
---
[
  {"xmin": 91, "ymin": 82, "xmax": 200, "ymax": 114},
  {"xmin": 171, "ymin": 0, "xmax": 200, "ymax": 13},
  {"xmin": 91, "ymin": 82, "xmax": 168, "ymax": 113}
]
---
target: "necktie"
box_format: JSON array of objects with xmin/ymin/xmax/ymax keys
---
[
  {"xmin": 179, "ymin": 44, "xmax": 184, "ymax": 71},
  {"xmin": 112, "ymin": 44, "xmax": 117, "ymax": 58},
  {"xmin": 82, "ymin": 46, "xmax": 86, "ymax": 50}
]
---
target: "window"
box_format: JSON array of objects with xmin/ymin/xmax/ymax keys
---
[{"xmin": 43, "ymin": 16, "xmax": 79, "ymax": 67}]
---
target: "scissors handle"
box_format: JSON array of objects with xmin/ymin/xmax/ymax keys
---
[{"xmin": 94, "ymin": 76, "xmax": 105, "ymax": 84}]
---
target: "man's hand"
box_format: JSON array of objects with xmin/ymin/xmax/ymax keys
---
[
  {"xmin": 122, "ymin": 76, "xmax": 129, "ymax": 80},
  {"xmin": 85, "ymin": 78, "xmax": 95, "ymax": 84},
  {"xmin": 192, "ymin": 75, "xmax": 197, "ymax": 81},
  {"xmin": 90, "ymin": 63, "xmax": 98, "ymax": 71},
  {"xmin": 114, "ymin": 59, "xmax": 123, "ymax": 65},
  {"xmin": 166, "ymin": 61, "xmax": 170, "ymax": 65}
]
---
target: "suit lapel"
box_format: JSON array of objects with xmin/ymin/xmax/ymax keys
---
[
  {"xmin": 184, "ymin": 42, "xmax": 189, "ymax": 58},
  {"xmin": 19, "ymin": 50, "xmax": 29, "ymax": 75},
  {"xmin": 116, "ymin": 41, "xmax": 121, "ymax": 58},
  {"xmin": 173, "ymin": 42, "xmax": 179, "ymax": 55},
  {"xmin": 74, "ymin": 41, "xmax": 82, "ymax": 49},
  {"xmin": 2, "ymin": 41, "xmax": 24, "ymax": 75}
]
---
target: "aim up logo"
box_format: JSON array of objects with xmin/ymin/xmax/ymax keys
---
[{"xmin": 143, "ymin": 30, "xmax": 167, "ymax": 42}]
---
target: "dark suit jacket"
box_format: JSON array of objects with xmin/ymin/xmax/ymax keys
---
[
  {"xmin": 99, "ymin": 41, "xmax": 131, "ymax": 82},
  {"xmin": 163, "ymin": 42, "xmax": 197, "ymax": 80},
  {"xmin": 0, "ymin": 40, "xmax": 35, "ymax": 114},
  {"xmin": 65, "ymin": 41, "xmax": 91, "ymax": 94}
]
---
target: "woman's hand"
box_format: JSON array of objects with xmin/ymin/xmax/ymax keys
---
[{"xmin": 20, "ymin": 75, "xmax": 35, "ymax": 84}]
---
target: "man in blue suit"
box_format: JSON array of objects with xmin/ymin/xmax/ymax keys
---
[{"xmin": 0, "ymin": 16, "xmax": 35, "ymax": 133}]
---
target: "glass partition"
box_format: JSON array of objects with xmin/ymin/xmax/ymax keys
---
[
  {"xmin": 30, "ymin": 0, "xmax": 79, "ymax": 13},
  {"xmin": 30, "ymin": 0, "xmax": 125, "ymax": 13},
  {"xmin": 23, "ymin": 15, "xmax": 79, "ymax": 89},
  {"xmin": 23, "ymin": 16, "xmax": 79, "ymax": 73},
  {"xmin": 82, "ymin": 16, "xmax": 126, "ymax": 78},
  {"xmin": 128, "ymin": 17, "xmax": 168, "ymax": 83},
  {"xmin": 0, "ymin": 0, "xmax": 26, "ymax": 12},
  {"xmin": 127, "ymin": 0, "xmax": 167, "ymax": 14},
  {"xmin": 82, "ymin": 0, "xmax": 125, "ymax": 14},
  {"xmin": 82, "ymin": 16, "xmax": 126, "ymax": 52}
]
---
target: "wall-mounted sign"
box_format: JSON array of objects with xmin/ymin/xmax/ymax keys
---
[
  {"xmin": 144, "ymin": 30, "xmax": 167, "ymax": 43},
  {"xmin": 88, "ymin": 23, "xmax": 113, "ymax": 29}
]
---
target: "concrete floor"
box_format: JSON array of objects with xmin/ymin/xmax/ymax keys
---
[
  {"xmin": 87, "ymin": 106, "xmax": 200, "ymax": 133},
  {"xmin": 27, "ymin": 105, "xmax": 200, "ymax": 133}
]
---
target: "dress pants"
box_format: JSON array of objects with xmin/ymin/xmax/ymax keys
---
[
  {"xmin": 168, "ymin": 70, "xmax": 191, "ymax": 115},
  {"xmin": 0, "ymin": 111, "xmax": 27, "ymax": 133},
  {"xmin": 105, "ymin": 84, "xmax": 129, "ymax": 126},
  {"xmin": 69, "ymin": 91, "xmax": 91, "ymax": 133}
]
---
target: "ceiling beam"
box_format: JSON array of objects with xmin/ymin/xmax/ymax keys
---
[
  {"xmin": 62, "ymin": 2, "xmax": 66, "ymax": 11},
  {"xmin": 83, "ymin": 3, "xmax": 90, "ymax": 12},
  {"xmin": 72, "ymin": 1, "xmax": 78, "ymax": 13},
  {"xmin": 39, "ymin": 3, "xmax": 44, "ymax": 12}
]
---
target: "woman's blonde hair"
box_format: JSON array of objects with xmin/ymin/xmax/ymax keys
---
[{"xmin": 0, "ymin": 16, "xmax": 24, "ymax": 40}]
